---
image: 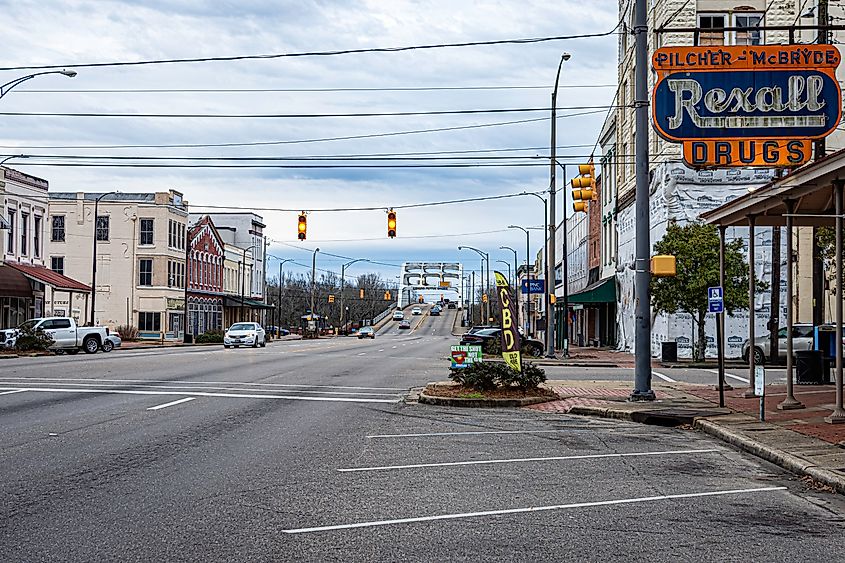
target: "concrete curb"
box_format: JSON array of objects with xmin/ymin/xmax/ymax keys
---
[
  {"xmin": 694, "ymin": 418, "xmax": 845, "ymax": 495},
  {"xmin": 418, "ymin": 392, "xmax": 555, "ymax": 408},
  {"xmin": 483, "ymin": 357, "xmax": 620, "ymax": 368},
  {"xmin": 567, "ymin": 404, "xmax": 845, "ymax": 495}
]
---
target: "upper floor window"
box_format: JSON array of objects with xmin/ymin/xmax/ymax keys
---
[
  {"xmin": 697, "ymin": 14, "xmax": 726, "ymax": 46},
  {"xmin": 51, "ymin": 256, "xmax": 65, "ymax": 275},
  {"xmin": 139, "ymin": 258, "xmax": 153, "ymax": 286},
  {"xmin": 33, "ymin": 216, "xmax": 41, "ymax": 258},
  {"xmin": 735, "ymin": 13, "xmax": 763, "ymax": 46},
  {"xmin": 6, "ymin": 209, "xmax": 15, "ymax": 254},
  {"xmin": 51, "ymin": 215, "xmax": 65, "ymax": 242},
  {"xmin": 20, "ymin": 212, "xmax": 28, "ymax": 256},
  {"xmin": 168, "ymin": 219, "xmax": 185, "ymax": 250},
  {"xmin": 96, "ymin": 215, "xmax": 110, "ymax": 241},
  {"xmin": 140, "ymin": 218, "xmax": 154, "ymax": 245}
]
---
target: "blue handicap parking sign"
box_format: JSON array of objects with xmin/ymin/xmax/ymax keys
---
[{"xmin": 708, "ymin": 286, "xmax": 724, "ymax": 313}]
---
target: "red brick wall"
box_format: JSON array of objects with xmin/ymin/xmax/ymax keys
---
[{"xmin": 588, "ymin": 176, "xmax": 601, "ymax": 271}]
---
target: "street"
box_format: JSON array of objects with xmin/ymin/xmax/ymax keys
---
[{"xmin": 2, "ymin": 309, "xmax": 845, "ymax": 561}]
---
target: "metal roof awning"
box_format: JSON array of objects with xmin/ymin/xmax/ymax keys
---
[
  {"xmin": 5, "ymin": 262, "xmax": 90, "ymax": 293},
  {"xmin": 223, "ymin": 296, "xmax": 274, "ymax": 309},
  {"xmin": 567, "ymin": 277, "xmax": 616, "ymax": 304},
  {"xmin": 700, "ymin": 147, "xmax": 845, "ymax": 228},
  {"xmin": 0, "ymin": 264, "xmax": 34, "ymax": 297}
]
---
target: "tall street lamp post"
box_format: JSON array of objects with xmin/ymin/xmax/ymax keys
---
[
  {"xmin": 500, "ymin": 245, "xmax": 519, "ymax": 331},
  {"xmin": 90, "ymin": 191, "xmax": 117, "ymax": 325},
  {"xmin": 548, "ymin": 52, "xmax": 571, "ymax": 358},
  {"xmin": 310, "ymin": 248, "xmax": 320, "ymax": 329},
  {"xmin": 522, "ymin": 191, "xmax": 552, "ymax": 356},
  {"xmin": 0, "ymin": 69, "xmax": 77, "ymax": 100},
  {"xmin": 496, "ymin": 260, "xmax": 512, "ymax": 286},
  {"xmin": 341, "ymin": 258, "xmax": 369, "ymax": 333},
  {"xmin": 267, "ymin": 255, "xmax": 293, "ymax": 337},
  {"xmin": 554, "ymin": 159, "xmax": 570, "ymax": 357},
  {"xmin": 458, "ymin": 246, "xmax": 490, "ymax": 322},
  {"xmin": 508, "ymin": 225, "xmax": 532, "ymax": 336},
  {"xmin": 240, "ymin": 244, "xmax": 260, "ymax": 322}
]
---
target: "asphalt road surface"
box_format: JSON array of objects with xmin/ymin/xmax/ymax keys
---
[{"xmin": 2, "ymin": 308, "xmax": 845, "ymax": 562}]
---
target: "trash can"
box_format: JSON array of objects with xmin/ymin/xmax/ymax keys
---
[
  {"xmin": 661, "ymin": 341, "xmax": 678, "ymax": 363},
  {"xmin": 795, "ymin": 350, "xmax": 824, "ymax": 384},
  {"xmin": 184, "ymin": 333, "xmax": 193, "ymax": 344}
]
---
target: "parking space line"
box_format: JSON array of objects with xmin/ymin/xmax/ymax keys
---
[
  {"xmin": 652, "ymin": 371, "xmax": 676, "ymax": 383},
  {"xmin": 366, "ymin": 430, "xmax": 573, "ymax": 439},
  {"xmin": 147, "ymin": 397, "xmax": 196, "ymax": 411},
  {"xmin": 282, "ymin": 486, "xmax": 786, "ymax": 534},
  {"xmin": 0, "ymin": 389, "xmax": 26, "ymax": 396},
  {"xmin": 0, "ymin": 387, "xmax": 398, "ymax": 404},
  {"xmin": 337, "ymin": 448, "xmax": 720, "ymax": 472}
]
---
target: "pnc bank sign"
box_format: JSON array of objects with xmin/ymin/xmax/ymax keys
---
[{"xmin": 651, "ymin": 45, "xmax": 842, "ymax": 168}]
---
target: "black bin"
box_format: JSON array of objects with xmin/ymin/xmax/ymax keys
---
[
  {"xmin": 795, "ymin": 350, "xmax": 824, "ymax": 384},
  {"xmin": 661, "ymin": 341, "xmax": 678, "ymax": 363}
]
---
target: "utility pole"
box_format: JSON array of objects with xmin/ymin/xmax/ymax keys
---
[{"xmin": 631, "ymin": 0, "xmax": 655, "ymax": 401}]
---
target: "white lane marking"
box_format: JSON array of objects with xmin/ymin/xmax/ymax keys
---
[
  {"xmin": 0, "ymin": 377, "xmax": 405, "ymax": 391},
  {"xmin": 338, "ymin": 448, "xmax": 719, "ymax": 472},
  {"xmin": 147, "ymin": 397, "xmax": 196, "ymax": 411},
  {"xmin": 0, "ymin": 387, "xmax": 398, "ymax": 404},
  {"xmin": 378, "ymin": 349, "xmax": 385, "ymax": 352},
  {"xmin": 282, "ymin": 486, "xmax": 787, "ymax": 534},
  {"xmin": 391, "ymin": 346, "xmax": 397, "ymax": 349},
  {"xmin": 652, "ymin": 371, "xmax": 676, "ymax": 383},
  {"xmin": 6, "ymin": 381, "xmax": 399, "ymax": 397},
  {"xmin": 358, "ymin": 353, "xmax": 367, "ymax": 356},
  {"xmin": 366, "ymin": 430, "xmax": 573, "ymax": 439},
  {"xmin": 704, "ymin": 369, "xmax": 751, "ymax": 384},
  {"xmin": 0, "ymin": 389, "xmax": 26, "ymax": 396}
]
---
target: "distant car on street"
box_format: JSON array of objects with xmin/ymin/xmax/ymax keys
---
[
  {"xmin": 412, "ymin": 306, "xmax": 422, "ymax": 315},
  {"xmin": 430, "ymin": 308, "xmax": 441, "ymax": 316},
  {"xmin": 224, "ymin": 322, "xmax": 266, "ymax": 348},
  {"xmin": 447, "ymin": 302, "xmax": 457, "ymax": 309},
  {"xmin": 392, "ymin": 311, "xmax": 405, "ymax": 321},
  {"xmin": 399, "ymin": 320, "xmax": 411, "ymax": 329},
  {"xmin": 357, "ymin": 326, "xmax": 375, "ymax": 339}
]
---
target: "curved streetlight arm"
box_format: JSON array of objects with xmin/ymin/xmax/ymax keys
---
[{"xmin": 1, "ymin": 70, "xmax": 77, "ymax": 100}]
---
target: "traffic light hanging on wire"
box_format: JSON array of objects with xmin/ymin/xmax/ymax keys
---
[
  {"xmin": 387, "ymin": 208, "xmax": 397, "ymax": 238},
  {"xmin": 571, "ymin": 162, "xmax": 596, "ymax": 213},
  {"xmin": 297, "ymin": 212, "xmax": 307, "ymax": 240}
]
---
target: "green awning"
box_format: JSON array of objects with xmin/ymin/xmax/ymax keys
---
[
  {"xmin": 567, "ymin": 277, "xmax": 616, "ymax": 304},
  {"xmin": 223, "ymin": 296, "xmax": 274, "ymax": 310}
]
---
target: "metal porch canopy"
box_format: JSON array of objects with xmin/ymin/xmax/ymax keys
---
[
  {"xmin": 699, "ymin": 148, "xmax": 845, "ymax": 423},
  {"xmin": 567, "ymin": 277, "xmax": 616, "ymax": 304}
]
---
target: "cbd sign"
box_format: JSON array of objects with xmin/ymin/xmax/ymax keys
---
[{"xmin": 652, "ymin": 45, "xmax": 842, "ymax": 168}]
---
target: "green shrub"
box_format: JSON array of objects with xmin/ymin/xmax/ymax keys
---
[
  {"xmin": 449, "ymin": 361, "xmax": 546, "ymax": 390},
  {"xmin": 15, "ymin": 326, "xmax": 54, "ymax": 352},
  {"xmin": 116, "ymin": 325, "xmax": 139, "ymax": 341},
  {"xmin": 195, "ymin": 330, "xmax": 224, "ymax": 343}
]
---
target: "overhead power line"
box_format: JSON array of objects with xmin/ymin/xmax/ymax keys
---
[
  {"xmin": 0, "ymin": 105, "xmax": 617, "ymax": 119},
  {"xmin": 19, "ymin": 84, "xmax": 617, "ymax": 94},
  {"xmin": 0, "ymin": 24, "xmax": 623, "ymax": 72}
]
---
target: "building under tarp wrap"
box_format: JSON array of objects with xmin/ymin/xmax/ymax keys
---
[{"xmin": 615, "ymin": 162, "xmax": 785, "ymax": 359}]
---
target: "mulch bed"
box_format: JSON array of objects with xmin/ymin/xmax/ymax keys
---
[{"xmin": 424, "ymin": 384, "xmax": 558, "ymax": 400}]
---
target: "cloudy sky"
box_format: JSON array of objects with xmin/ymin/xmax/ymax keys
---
[{"xmin": 0, "ymin": 0, "xmax": 618, "ymax": 285}]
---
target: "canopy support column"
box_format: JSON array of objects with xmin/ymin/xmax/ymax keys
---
[
  {"xmin": 745, "ymin": 215, "xmax": 758, "ymax": 398},
  {"xmin": 780, "ymin": 200, "xmax": 804, "ymax": 410},
  {"xmin": 826, "ymin": 181, "xmax": 845, "ymax": 423}
]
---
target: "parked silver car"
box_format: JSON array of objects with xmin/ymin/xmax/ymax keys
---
[{"xmin": 742, "ymin": 324, "xmax": 814, "ymax": 365}]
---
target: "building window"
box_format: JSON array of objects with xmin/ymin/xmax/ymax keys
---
[
  {"xmin": 6, "ymin": 209, "xmax": 14, "ymax": 254},
  {"xmin": 51, "ymin": 215, "xmax": 65, "ymax": 242},
  {"xmin": 139, "ymin": 258, "xmax": 153, "ymax": 286},
  {"xmin": 96, "ymin": 215, "xmax": 110, "ymax": 241},
  {"xmin": 168, "ymin": 260, "xmax": 185, "ymax": 288},
  {"xmin": 735, "ymin": 13, "xmax": 763, "ymax": 46},
  {"xmin": 20, "ymin": 212, "xmax": 28, "ymax": 256},
  {"xmin": 51, "ymin": 256, "xmax": 65, "ymax": 275},
  {"xmin": 168, "ymin": 219, "xmax": 185, "ymax": 250},
  {"xmin": 33, "ymin": 216, "xmax": 41, "ymax": 258},
  {"xmin": 139, "ymin": 218, "xmax": 154, "ymax": 245},
  {"xmin": 697, "ymin": 14, "xmax": 726, "ymax": 46},
  {"xmin": 138, "ymin": 311, "xmax": 161, "ymax": 332}
]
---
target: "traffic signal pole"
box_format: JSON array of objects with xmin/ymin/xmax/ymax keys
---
[{"xmin": 631, "ymin": 0, "xmax": 655, "ymax": 401}]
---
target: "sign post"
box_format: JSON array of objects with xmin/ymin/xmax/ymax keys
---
[
  {"xmin": 708, "ymin": 286, "xmax": 726, "ymax": 406},
  {"xmin": 450, "ymin": 345, "xmax": 482, "ymax": 369},
  {"xmin": 755, "ymin": 365, "xmax": 766, "ymax": 421}
]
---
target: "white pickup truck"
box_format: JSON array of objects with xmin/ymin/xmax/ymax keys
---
[{"xmin": 4, "ymin": 317, "xmax": 110, "ymax": 354}]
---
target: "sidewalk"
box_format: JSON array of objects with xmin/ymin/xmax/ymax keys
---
[{"xmin": 529, "ymin": 379, "xmax": 845, "ymax": 494}]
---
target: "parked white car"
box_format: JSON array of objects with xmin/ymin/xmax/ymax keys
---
[
  {"xmin": 412, "ymin": 306, "xmax": 422, "ymax": 315},
  {"xmin": 3, "ymin": 317, "xmax": 109, "ymax": 354},
  {"xmin": 224, "ymin": 322, "xmax": 266, "ymax": 348}
]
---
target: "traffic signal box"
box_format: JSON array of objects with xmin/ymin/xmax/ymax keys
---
[
  {"xmin": 387, "ymin": 209, "xmax": 397, "ymax": 238},
  {"xmin": 571, "ymin": 162, "xmax": 597, "ymax": 213},
  {"xmin": 328, "ymin": 294, "xmax": 335, "ymax": 303},
  {"xmin": 297, "ymin": 212, "xmax": 307, "ymax": 240},
  {"xmin": 651, "ymin": 255, "xmax": 677, "ymax": 277},
  {"xmin": 359, "ymin": 288, "xmax": 365, "ymax": 299}
]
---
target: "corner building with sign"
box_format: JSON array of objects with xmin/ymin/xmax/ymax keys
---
[{"xmin": 601, "ymin": 0, "xmax": 845, "ymax": 358}]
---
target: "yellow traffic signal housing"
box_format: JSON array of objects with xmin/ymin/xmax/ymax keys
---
[
  {"xmin": 577, "ymin": 163, "xmax": 595, "ymax": 177},
  {"xmin": 482, "ymin": 293, "xmax": 488, "ymax": 303},
  {"xmin": 328, "ymin": 294, "xmax": 335, "ymax": 303},
  {"xmin": 387, "ymin": 209, "xmax": 397, "ymax": 238},
  {"xmin": 571, "ymin": 176, "xmax": 595, "ymax": 190},
  {"xmin": 651, "ymin": 255, "xmax": 677, "ymax": 277},
  {"xmin": 384, "ymin": 291, "xmax": 391, "ymax": 301},
  {"xmin": 297, "ymin": 212, "xmax": 307, "ymax": 240},
  {"xmin": 359, "ymin": 288, "xmax": 365, "ymax": 299}
]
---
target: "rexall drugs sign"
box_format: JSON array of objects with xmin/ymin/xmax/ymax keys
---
[{"xmin": 651, "ymin": 45, "xmax": 842, "ymax": 168}]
